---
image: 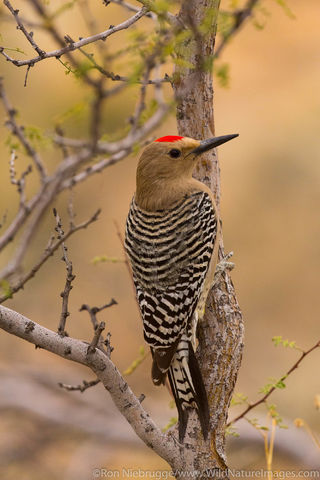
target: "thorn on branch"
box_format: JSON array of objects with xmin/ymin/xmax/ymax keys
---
[{"xmin": 139, "ymin": 393, "xmax": 146, "ymax": 403}]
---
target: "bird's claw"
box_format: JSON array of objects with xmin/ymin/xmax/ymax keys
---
[{"xmin": 213, "ymin": 251, "xmax": 235, "ymax": 287}]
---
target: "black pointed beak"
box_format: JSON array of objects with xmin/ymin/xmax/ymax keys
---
[{"xmin": 191, "ymin": 134, "xmax": 239, "ymax": 155}]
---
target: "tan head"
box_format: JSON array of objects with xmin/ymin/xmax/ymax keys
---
[{"xmin": 135, "ymin": 134, "xmax": 238, "ymax": 211}]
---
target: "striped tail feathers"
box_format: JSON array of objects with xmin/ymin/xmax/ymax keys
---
[{"xmin": 168, "ymin": 338, "xmax": 210, "ymax": 442}]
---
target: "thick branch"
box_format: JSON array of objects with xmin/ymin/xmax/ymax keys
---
[{"xmin": 0, "ymin": 305, "xmax": 180, "ymax": 466}]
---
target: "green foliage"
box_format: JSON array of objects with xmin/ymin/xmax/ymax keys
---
[
  {"xmin": 50, "ymin": 1, "xmax": 77, "ymax": 20},
  {"xmin": 139, "ymin": 0, "xmax": 171, "ymax": 17},
  {"xmin": 91, "ymin": 255, "xmax": 125, "ymax": 265},
  {"xmin": 1, "ymin": 46, "xmax": 26, "ymax": 55},
  {"xmin": 199, "ymin": 6, "xmax": 219, "ymax": 36},
  {"xmin": 123, "ymin": 346, "xmax": 148, "ymax": 376},
  {"xmin": 246, "ymin": 416, "xmax": 269, "ymax": 432},
  {"xmin": 225, "ymin": 425, "xmax": 240, "ymax": 437},
  {"xmin": 259, "ymin": 376, "xmax": 287, "ymax": 395},
  {"xmin": 5, "ymin": 133, "xmax": 20, "ymax": 152},
  {"xmin": 228, "ymin": 0, "xmax": 239, "ymax": 8},
  {"xmin": 217, "ymin": 11, "xmax": 235, "ymax": 39},
  {"xmin": 24, "ymin": 125, "xmax": 51, "ymax": 149},
  {"xmin": 138, "ymin": 99, "xmax": 159, "ymax": 126},
  {"xmin": 57, "ymin": 58, "xmax": 77, "ymax": 76},
  {"xmin": 273, "ymin": 0, "xmax": 296, "ymax": 19},
  {"xmin": 5, "ymin": 126, "xmax": 49, "ymax": 151},
  {"xmin": 267, "ymin": 403, "xmax": 288, "ymax": 429},
  {"xmin": 54, "ymin": 101, "xmax": 88, "ymax": 126},
  {"xmin": 272, "ymin": 335, "xmax": 301, "ymax": 350},
  {"xmin": 162, "ymin": 416, "xmax": 177, "ymax": 432},
  {"xmin": 215, "ymin": 62, "xmax": 230, "ymax": 88},
  {"xmin": 230, "ymin": 392, "xmax": 248, "ymax": 407},
  {"xmin": 0, "ymin": 280, "xmax": 12, "ymax": 300},
  {"xmin": 57, "ymin": 57, "xmax": 94, "ymax": 79}
]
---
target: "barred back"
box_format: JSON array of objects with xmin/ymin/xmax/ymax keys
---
[{"xmin": 125, "ymin": 191, "xmax": 217, "ymax": 348}]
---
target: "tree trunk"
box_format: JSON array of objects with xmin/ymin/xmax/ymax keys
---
[{"xmin": 171, "ymin": 0, "xmax": 245, "ymax": 474}]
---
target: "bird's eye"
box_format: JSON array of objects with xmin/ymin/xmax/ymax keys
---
[{"xmin": 169, "ymin": 148, "xmax": 181, "ymax": 158}]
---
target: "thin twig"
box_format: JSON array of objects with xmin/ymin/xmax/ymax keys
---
[
  {"xmin": 54, "ymin": 209, "xmax": 76, "ymax": 336},
  {"xmin": 3, "ymin": 0, "xmax": 46, "ymax": 57},
  {"xmin": 0, "ymin": 209, "xmax": 101, "ymax": 304},
  {"xmin": 9, "ymin": 150, "xmax": 32, "ymax": 210},
  {"xmin": 0, "ymin": 7, "xmax": 148, "ymax": 67},
  {"xmin": 0, "ymin": 78, "xmax": 46, "ymax": 180},
  {"xmin": 228, "ymin": 339, "xmax": 320, "ymax": 426}
]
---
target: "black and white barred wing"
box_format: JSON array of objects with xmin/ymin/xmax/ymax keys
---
[{"xmin": 125, "ymin": 191, "xmax": 217, "ymax": 349}]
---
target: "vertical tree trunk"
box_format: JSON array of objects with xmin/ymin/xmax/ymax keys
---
[{"xmin": 171, "ymin": 0, "xmax": 244, "ymax": 474}]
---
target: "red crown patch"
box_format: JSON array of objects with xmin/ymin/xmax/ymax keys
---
[{"xmin": 155, "ymin": 135, "xmax": 184, "ymax": 142}]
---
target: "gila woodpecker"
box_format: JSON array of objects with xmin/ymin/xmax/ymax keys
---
[{"xmin": 125, "ymin": 134, "xmax": 238, "ymax": 441}]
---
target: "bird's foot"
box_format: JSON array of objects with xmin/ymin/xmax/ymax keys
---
[{"xmin": 213, "ymin": 251, "xmax": 235, "ymax": 287}]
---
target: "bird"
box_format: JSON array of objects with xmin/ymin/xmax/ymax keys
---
[{"xmin": 125, "ymin": 133, "xmax": 238, "ymax": 441}]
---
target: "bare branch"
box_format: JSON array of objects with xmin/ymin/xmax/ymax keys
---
[
  {"xmin": 228, "ymin": 339, "xmax": 320, "ymax": 426},
  {"xmin": 3, "ymin": 0, "xmax": 46, "ymax": 57},
  {"xmin": 9, "ymin": 150, "xmax": 32, "ymax": 210},
  {"xmin": 0, "ymin": 305, "xmax": 179, "ymax": 467},
  {"xmin": 0, "ymin": 7, "xmax": 148, "ymax": 68},
  {"xmin": 0, "ymin": 77, "xmax": 47, "ymax": 180},
  {"xmin": 0, "ymin": 146, "xmax": 94, "ymax": 278},
  {"xmin": 0, "ymin": 209, "xmax": 101, "ymax": 304},
  {"xmin": 53, "ymin": 209, "xmax": 76, "ymax": 336}
]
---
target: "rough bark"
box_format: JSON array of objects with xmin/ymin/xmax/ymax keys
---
[{"xmin": 172, "ymin": 0, "xmax": 245, "ymax": 474}]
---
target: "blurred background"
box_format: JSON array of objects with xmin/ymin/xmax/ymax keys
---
[{"xmin": 0, "ymin": 0, "xmax": 319, "ymax": 478}]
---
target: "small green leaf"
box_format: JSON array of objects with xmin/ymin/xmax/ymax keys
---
[
  {"xmin": 91, "ymin": 255, "xmax": 125, "ymax": 265},
  {"xmin": 0, "ymin": 280, "xmax": 12, "ymax": 299},
  {"xmin": 215, "ymin": 62, "xmax": 230, "ymax": 88},
  {"xmin": 275, "ymin": 379, "xmax": 286, "ymax": 389},
  {"xmin": 123, "ymin": 346, "xmax": 148, "ymax": 376},
  {"xmin": 162, "ymin": 416, "xmax": 177, "ymax": 432}
]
